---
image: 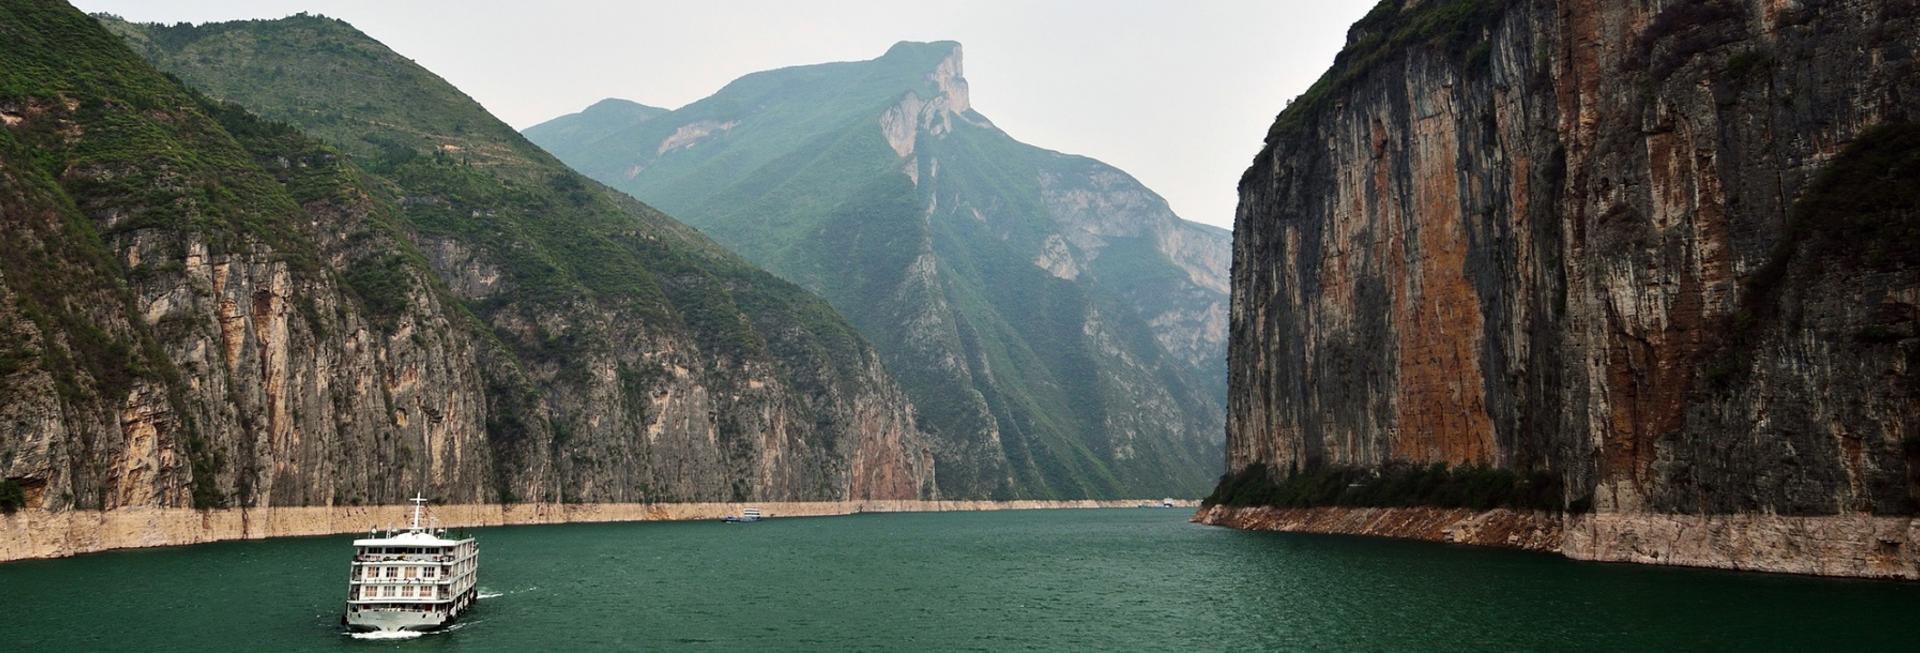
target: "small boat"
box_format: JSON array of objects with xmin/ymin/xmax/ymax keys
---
[
  {"xmin": 1161, "ymin": 498, "xmax": 1176, "ymax": 508},
  {"xmin": 723, "ymin": 507, "xmax": 764, "ymax": 523},
  {"xmin": 342, "ymin": 495, "xmax": 479, "ymax": 634}
]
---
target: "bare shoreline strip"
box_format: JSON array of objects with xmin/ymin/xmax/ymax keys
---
[
  {"xmin": 1192, "ymin": 505, "xmax": 1920, "ymax": 581},
  {"xmin": 0, "ymin": 499, "xmax": 1198, "ymax": 562}
]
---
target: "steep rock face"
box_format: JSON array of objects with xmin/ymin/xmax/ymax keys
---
[
  {"xmin": 1228, "ymin": 0, "xmax": 1918, "ymax": 536},
  {"xmin": 0, "ymin": 2, "xmax": 934, "ymax": 516},
  {"xmin": 0, "ymin": 2, "xmax": 497, "ymax": 510},
  {"xmin": 528, "ymin": 42, "xmax": 1231, "ymax": 499},
  {"xmin": 116, "ymin": 12, "xmax": 938, "ymax": 505}
]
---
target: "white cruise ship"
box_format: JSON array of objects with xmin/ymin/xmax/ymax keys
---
[{"xmin": 343, "ymin": 496, "xmax": 479, "ymax": 634}]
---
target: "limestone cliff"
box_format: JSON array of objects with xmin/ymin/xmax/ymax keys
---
[
  {"xmin": 0, "ymin": 1, "xmax": 935, "ymax": 518},
  {"xmin": 1220, "ymin": 0, "xmax": 1920, "ymax": 575}
]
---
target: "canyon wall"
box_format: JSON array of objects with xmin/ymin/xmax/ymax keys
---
[
  {"xmin": 0, "ymin": 0, "xmax": 934, "ymax": 528},
  {"xmin": 1221, "ymin": 0, "xmax": 1920, "ymax": 577}
]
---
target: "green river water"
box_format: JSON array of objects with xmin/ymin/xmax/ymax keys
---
[{"xmin": 2, "ymin": 508, "xmax": 1916, "ymax": 651}]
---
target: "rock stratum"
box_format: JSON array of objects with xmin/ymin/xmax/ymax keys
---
[
  {"xmin": 1216, "ymin": 0, "xmax": 1920, "ymax": 578},
  {"xmin": 0, "ymin": 0, "xmax": 936, "ymax": 528},
  {"xmin": 529, "ymin": 42, "xmax": 1231, "ymax": 500}
]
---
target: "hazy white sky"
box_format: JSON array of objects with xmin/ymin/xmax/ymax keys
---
[{"xmin": 75, "ymin": 1, "xmax": 1374, "ymax": 229}]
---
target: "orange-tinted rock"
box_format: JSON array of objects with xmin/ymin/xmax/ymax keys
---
[{"xmin": 1223, "ymin": 0, "xmax": 1920, "ymax": 576}]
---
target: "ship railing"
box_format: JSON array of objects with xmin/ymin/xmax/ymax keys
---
[
  {"xmin": 351, "ymin": 554, "xmax": 458, "ymax": 564},
  {"xmin": 348, "ymin": 576, "xmax": 453, "ymax": 585}
]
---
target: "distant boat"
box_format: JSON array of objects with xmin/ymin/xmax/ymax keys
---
[
  {"xmin": 1162, "ymin": 498, "xmax": 1176, "ymax": 508},
  {"xmin": 342, "ymin": 495, "xmax": 478, "ymax": 634},
  {"xmin": 723, "ymin": 507, "xmax": 764, "ymax": 523}
]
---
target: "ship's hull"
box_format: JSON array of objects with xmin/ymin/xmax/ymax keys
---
[{"xmin": 343, "ymin": 588, "xmax": 476, "ymax": 633}]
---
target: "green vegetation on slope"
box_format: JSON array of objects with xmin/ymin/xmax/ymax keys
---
[
  {"xmin": 106, "ymin": 13, "xmax": 526, "ymax": 170},
  {"xmin": 1, "ymin": 0, "xmax": 485, "ymax": 508},
  {"xmin": 105, "ymin": 10, "xmax": 929, "ymax": 503},
  {"xmin": 528, "ymin": 41, "xmax": 1227, "ymax": 499},
  {"xmin": 0, "ymin": 478, "xmax": 24, "ymax": 513},
  {"xmin": 109, "ymin": 12, "xmax": 883, "ymax": 391}
]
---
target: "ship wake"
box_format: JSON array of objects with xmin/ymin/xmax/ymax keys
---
[
  {"xmin": 477, "ymin": 586, "xmax": 534, "ymax": 600},
  {"xmin": 345, "ymin": 621, "xmax": 479, "ymax": 641},
  {"xmin": 348, "ymin": 630, "xmax": 425, "ymax": 641}
]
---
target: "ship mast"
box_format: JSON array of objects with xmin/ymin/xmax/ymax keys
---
[{"xmin": 408, "ymin": 494, "xmax": 428, "ymax": 532}]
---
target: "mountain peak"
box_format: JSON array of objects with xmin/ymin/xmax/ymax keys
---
[
  {"xmin": 583, "ymin": 97, "xmax": 667, "ymax": 118},
  {"xmin": 879, "ymin": 41, "xmax": 969, "ymax": 111},
  {"xmin": 523, "ymin": 98, "xmax": 669, "ymax": 155},
  {"xmin": 875, "ymin": 41, "xmax": 972, "ymax": 158},
  {"xmin": 881, "ymin": 40, "xmax": 962, "ymax": 63}
]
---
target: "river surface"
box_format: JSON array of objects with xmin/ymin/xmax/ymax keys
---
[{"xmin": 3, "ymin": 508, "xmax": 1917, "ymax": 651}]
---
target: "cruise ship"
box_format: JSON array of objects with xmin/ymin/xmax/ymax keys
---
[{"xmin": 343, "ymin": 496, "xmax": 479, "ymax": 634}]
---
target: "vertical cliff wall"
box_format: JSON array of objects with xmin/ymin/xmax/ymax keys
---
[{"xmin": 1221, "ymin": 0, "xmax": 1920, "ymax": 574}]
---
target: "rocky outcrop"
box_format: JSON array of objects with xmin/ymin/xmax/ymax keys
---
[
  {"xmin": 880, "ymin": 44, "xmax": 978, "ymax": 161},
  {"xmin": 1037, "ymin": 159, "xmax": 1232, "ymax": 378},
  {"xmin": 1562, "ymin": 512, "xmax": 1920, "ymax": 578},
  {"xmin": 1220, "ymin": 0, "xmax": 1920, "ymax": 577}
]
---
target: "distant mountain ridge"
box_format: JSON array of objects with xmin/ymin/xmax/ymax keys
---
[
  {"xmin": 522, "ymin": 98, "xmax": 668, "ymax": 162},
  {"xmin": 528, "ymin": 42, "xmax": 1230, "ymax": 499}
]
